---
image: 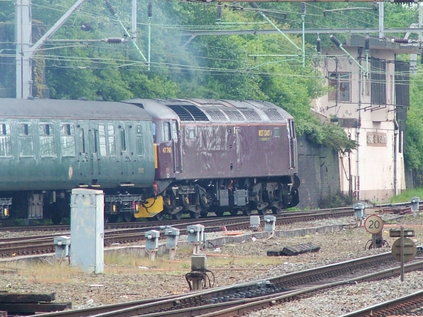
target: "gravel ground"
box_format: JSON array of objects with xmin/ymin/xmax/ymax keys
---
[{"xmin": 0, "ymin": 213, "xmax": 422, "ymax": 316}]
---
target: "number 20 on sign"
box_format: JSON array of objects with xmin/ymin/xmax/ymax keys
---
[{"xmin": 364, "ymin": 214, "xmax": 383, "ymax": 234}]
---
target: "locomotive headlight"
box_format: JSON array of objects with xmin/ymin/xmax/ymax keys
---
[
  {"xmin": 3, "ymin": 208, "xmax": 8, "ymax": 217},
  {"xmin": 112, "ymin": 204, "xmax": 117, "ymax": 213}
]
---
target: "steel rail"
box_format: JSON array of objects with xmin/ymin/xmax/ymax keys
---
[
  {"xmin": 341, "ymin": 289, "xmax": 423, "ymax": 317},
  {"xmin": 31, "ymin": 252, "xmax": 423, "ymax": 317}
]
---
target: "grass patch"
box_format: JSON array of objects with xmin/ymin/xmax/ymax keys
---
[
  {"xmin": 105, "ymin": 253, "xmax": 189, "ymax": 274},
  {"xmin": 3, "ymin": 260, "xmax": 83, "ymax": 285},
  {"xmin": 206, "ymin": 254, "xmax": 281, "ymax": 267},
  {"xmin": 391, "ymin": 187, "xmax": 423, "ymax": 203}
]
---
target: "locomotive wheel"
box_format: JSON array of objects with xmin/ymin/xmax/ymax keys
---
[
  {"xmin": 272, "ymin": 207, "xmax": 282, "ymax": 215},
  {"xmin": 49, "ymin": 203, "xmax": 63, "ymax": 225},
  {"xmin": 121, "ymin": 213, "xmax": 134, "ymax": 222},
  {"xmin": 257, "ymin": 208, "xmax": 266, "ymax": 215},
  {"xmin": 105, "ymin": 214, "xmax": 119, "ymax": 223},
  {"xmin": 190, "ymin": 211, "xmax": 200, "ymax": 219},
  {"xmin": 215, "ymin": 210, "xmax": 224, "ymax": 217},
  {"xmin": 172, "ymin": 212, "xmax": 183, "ymax": 220},
  {"xmin": 242, "ymin": 208, "xmax": 252, "ymax": 216},
  {"xmin": 51, "ymin": 213, "xmax": 62, "ymax": 225},
  {"xmin": 154, "ymin": 212, "xmax": 165, "ymax": 221}
]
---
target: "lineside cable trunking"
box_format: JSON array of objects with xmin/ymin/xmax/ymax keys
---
[
  {"xmin": 54, "ymin": 236, "xmax": 71, "ymax": 258},
  {"xmin": 145, "ymin": 230, "xmax": 160, "ymax": 261},
  {"xmin": 164, "ymin": 227, "xmax": 180, "ymax": 260},
  {"xmin": 411, "ymin": 197, "xmax": 420, "ymax": 216},
  {"xmin": 187, "ymin": 224, "xmax": 205, "ymax": 254},
  {"xmin": 264, "ymin": 215, "xmax": 276, "ymax": 233},
  {"xmin": 70, "ymin": 188, "xmax": 104, "ymax": 274}
]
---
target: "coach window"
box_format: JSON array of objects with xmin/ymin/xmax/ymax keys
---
[
  {"xmin": 107, "ymin": 124, "xmax": 116, "ymax": 155},
  {"xmin": 18, "ymin": 123, "xmax": 33, "ymax": 157},
  {"xmin": 163, "ymin": 122, "xmax": 171, "ymax": 142},
  {"xmin": 187, "ymin": 127, "xmax": 196, "ymax": 139},
  {"xmin": 92, "ymin": 129, "xmax": 99, "ymax": 154},
  {"xmin": 120, "ymin": 126, "xmax": 126, "ymax": 152},
  {"xmin": 98, "ymin": 125, "xmax": 107, "ymax": 156},
  {"xmin": 39, "ymin": 124, "xmax": 55, "ymax": 157},
  {"xmin": 151, "ymin": 122, "xmax": 157, "ymax": 143},
  {"xmin": 289, "ymin": 120, "xmax": 296, "ymax": 139},
  {"xmin": 60, "ymin": 124, "xmax": 75, "ymax": 157},
  {"xmin": 273, "ymin": 127, "xmax": 281, "ymax": 138},
  {"xmin": 136, "ymin": 125, "xmax": 144, "ymax": 155},
  {"xmin": 0, "ymin": 123, "xmax": 11, "ymax": 157},
  {"xmin": 171, "ymin": 121, "xmax": 178, "ymax": 141}
]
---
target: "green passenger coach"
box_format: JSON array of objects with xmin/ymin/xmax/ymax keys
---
[{"xmin": 0, "ymin": 98, "xmax": 156, "ymax": 223}]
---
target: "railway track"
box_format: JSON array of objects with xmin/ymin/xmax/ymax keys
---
[
  {"xmin": 29, "ymin": 252, "xmax": 423, "ymax": 317},
  {"xmin": 341, "ymin": 290, "xmax": 423, "ymax": 316},
  {"xmin": 0, "ymin": 206, "xmax": 354, "ymax": 232},
  {"xmin": 0, "ymin": 209, "xmax": 355, "ymax": 258}
]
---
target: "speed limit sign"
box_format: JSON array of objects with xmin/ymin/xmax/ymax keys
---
[{"xmin": 364, "ymin": 214, "xmax": 384, "ymax": 234}]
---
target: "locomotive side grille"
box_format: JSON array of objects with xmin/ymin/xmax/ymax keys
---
[
  {"xmin": 239, "ymin": 109, "xmax": 261, "ymax": 121},
  {"xmin": 223, "ymin": 109, "xmax": 245, "ymax": 121},
  {"xmin": 264, "ymin": 108, "xmax": 283, "ymax": 120},
  {"xmin": 204, "ymin": 109, "xmax": 228, "ymax": 121},
  {"xmin": 183, "ymin": 105, "xmax": 209, "ymax": 121},
  {"xmin": 168, "ymin": 105, "xmax": 209, "ymax": 121},
  {"xmin": 168, "ymin": 105, "xmax": 194, "ymax": 121}
]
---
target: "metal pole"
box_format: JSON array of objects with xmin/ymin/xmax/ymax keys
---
[
  {"xmin": 148, "ymin": 18, "xmax": 151, "ymax": 71},
  {"xmin": 378, "ymin": 2, "xmax": 384, "ymax": 39},
  {"xmin": 301, "ymin": 3, "xmax": 306, "ymax": 67},
  {"xmin": 400, "ymin": 226, "xmax": 404, "ymax": 282},
  {"xmin": 419, "ymin": 3, "xmax": 423, "ymax": 44},
  {"xmin": 132, "ymin": 0, "xmax": 137, "ymax": 39},
  {"xmin": 15, "ymin": 0, "xmax": 32, "ymax": 99}
]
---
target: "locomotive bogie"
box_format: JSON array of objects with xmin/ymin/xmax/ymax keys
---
[{"xmin": 157, "ymin": 176, "xmax": 299, "ymax": 219}]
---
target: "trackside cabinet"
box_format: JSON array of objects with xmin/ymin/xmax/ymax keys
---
[{"xmin": 70, "ymin": 188, "xmax": 104, "ymax": 273}]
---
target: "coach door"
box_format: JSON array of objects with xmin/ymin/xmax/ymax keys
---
[
  {"xmin": 76, "ymin": 125, "xmax": 89, "ymax": 180},
  {"xmin": 288, "ymin": 120, "xmax": 296, "ymax": 169},
  {"xmin": 77, "ymin": 124, "xmax": 100, "ymax": 183},
  {"xmin": 88, "ymin": 127, "xmax": 101, "ymax": 178},
  {"xmin": 227, "ymin": 126, "xmax": 241, "ymax": 172}
]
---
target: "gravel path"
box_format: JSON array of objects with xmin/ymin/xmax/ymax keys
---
[{"xmin": 0, "ymin": 213, "xmax": 422, "ymax": 316}]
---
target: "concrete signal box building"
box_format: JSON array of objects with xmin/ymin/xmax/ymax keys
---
[{"xmin": 313, "ymin": 35, "xmax": 419, "ymax": 203}]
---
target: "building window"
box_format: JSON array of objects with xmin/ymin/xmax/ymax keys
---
[
  {"xmin": 328, "ymin": 72, "xmax": 351, "ymax": 102},
  {"xmin": 371, "ymin": 58, "xmax": 387, "ymax": 105}
]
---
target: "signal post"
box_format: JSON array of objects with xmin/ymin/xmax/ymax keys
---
[{"xmin": 390, "ymin": 227, "xmax": 417, "ymax": 282}]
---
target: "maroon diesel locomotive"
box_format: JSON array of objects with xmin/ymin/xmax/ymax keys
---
[{"xmin": 128, "ymin": 99, "xmax": 300, "ymax": 219}]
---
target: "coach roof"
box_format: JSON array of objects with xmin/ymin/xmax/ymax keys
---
[{"xmin": 0, "ymin": 98, "xmax": 151, "ymax": 120}]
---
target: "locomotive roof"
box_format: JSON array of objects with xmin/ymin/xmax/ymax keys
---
[
  {"xmin": 126, "ymin": 99, "xmax": 293, "ymax": 123},
  {"xmin": 0, "ymin": 98, "xmax": 151, "ymax": 120}
]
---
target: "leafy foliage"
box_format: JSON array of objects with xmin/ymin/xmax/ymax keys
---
[
  {"xmin": 3, "ymin": 1, "xmax": 418, "ymax": 152},
  {"xmin": 405, "ymin": 67, "xmax": 423, "ymax": 171}
]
